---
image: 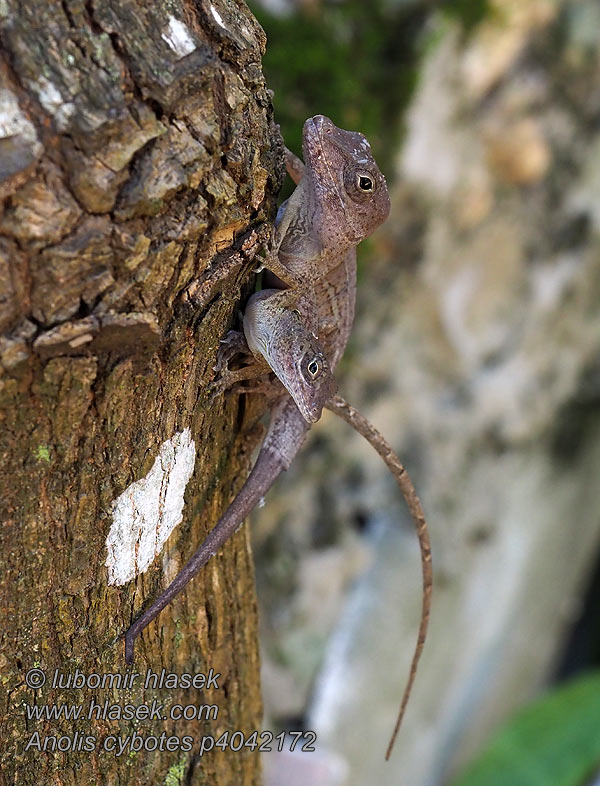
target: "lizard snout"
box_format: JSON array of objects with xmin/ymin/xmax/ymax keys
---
[
  {"xmin": 299, "ymin": 401, "xmax": 322, "ymax": 424},
  {"xmin": 305, "ymin": 114, "xmax": 333, "ymax": 138}
]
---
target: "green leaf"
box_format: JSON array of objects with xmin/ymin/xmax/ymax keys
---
[{"xmin": 451, "ymin": 672, "xmax": 600, "ymax": 786}]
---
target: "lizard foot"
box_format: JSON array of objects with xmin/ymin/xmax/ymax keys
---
[
  {"xmin": 213, "ymin": 330, "xmax": 250, "ymax": 374},
  {"xmin": 209, "ymin": 363, "xmax": 271, "ymax": 401},
  {"xmin": 227, "ymin": 377, "xmax": 281, "ymax": 399}
]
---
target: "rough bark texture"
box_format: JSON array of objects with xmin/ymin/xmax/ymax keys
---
[{"xmin": 0, "ymin": 1, "xmax": 281, "ymax": 784}]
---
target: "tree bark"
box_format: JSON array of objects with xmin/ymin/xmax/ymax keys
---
[{"xmin": 0, "ymin": 1, "xmax": 281, "ymax": 784}]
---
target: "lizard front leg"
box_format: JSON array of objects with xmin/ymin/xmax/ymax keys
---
[
  {"xmin": 184, "ymin": 224, "xmax": 271, "ymax": 311},
  {"xmin": 209, "ymin": 329, "xmax": 274, "ymax": 398},
  {"xmin": 210, "ymin": 363, "xmax": 273, "ymax": 398},
  {"xmin": 254, "ymin": 254, "xmax": 321, "ymax": 339},
  {"xmin": 285, "ymin": 147, "xmax": 305, "ymax": 185},
  {"xmin": 213, "ymin": 329, "xmax": 251, "ymax": 374}
]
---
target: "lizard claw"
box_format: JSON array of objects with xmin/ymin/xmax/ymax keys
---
[
  {"xmin": 214, "ymin": 330, "xmax": 247, "ymax": 374},
  {"xmin": 208, "ymin": 378, "xmax": 227, "ymax": 401},
  {"xmin": 209, "ymin": 367, "xmax": 247, "ymax": 400}
]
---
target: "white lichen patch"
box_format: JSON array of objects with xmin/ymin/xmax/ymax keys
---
[
  {"xmin": 162, "ymin": 15, "xmax": 197, "ymax": 58},
  {"xmin": 0, "ymin": 88, "xmax": 42, "ymax": 156},
  {"xmin": 106, "ymin": 428, "xmax": 196, "ymax": 586},
  {"xmin": 32, "ymin": 77, "xmax": 75, "ymax": 131},
  {"xmin": 210, "ymin": 5, "xmax": 226, "ymax": 29},
  {"xmin": 36, "ymin": 77, "xmax": 63, "ymax": 114}
]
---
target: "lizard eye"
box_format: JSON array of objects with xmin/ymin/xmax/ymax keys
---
[
  {"xmin": 357, "ymin": 174, "xmax": 374, "ymax": 192},
  {"xmin": 345, "ymin": 167, "xmax": 378, "ymax": 202},
  {"xmin": 305, "ymin": 355, "xmax": 322, "ymax": 379}
]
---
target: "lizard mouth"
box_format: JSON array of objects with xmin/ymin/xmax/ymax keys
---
[
  {"xmin": 289, "ymin": 382, "xmax": 322, "ymax": 423},
  {"xmin": 300, "ymin": 402, "xmax": 321, "ymax": 424}
]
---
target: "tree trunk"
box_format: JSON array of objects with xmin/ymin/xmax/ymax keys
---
[{"xmin": 0, "ymin": 1, "xmax": 281, "ymax": 783}]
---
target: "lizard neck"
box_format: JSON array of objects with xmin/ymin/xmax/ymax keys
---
[{"xmin": 276, "ymin": 177, "xmax": 359, "ymax": 283}]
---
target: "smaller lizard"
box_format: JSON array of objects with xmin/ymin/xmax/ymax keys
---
[
  {"xmin": 242, "ymin": 289, "xmax": 336, "ymax": 423},
  {"xmin": 209, "ymin": 290, "xmax": 337, "ymax": 423}
]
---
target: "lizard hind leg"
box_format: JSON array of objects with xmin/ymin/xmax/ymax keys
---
[{"xmin": 325, "ymin": 394, "xmax": 432, "ymax": 761}]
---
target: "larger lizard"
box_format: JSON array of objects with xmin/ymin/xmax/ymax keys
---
[{"xmin": 124, "ymin": 116, "xmax": 430, "ymax": 759}]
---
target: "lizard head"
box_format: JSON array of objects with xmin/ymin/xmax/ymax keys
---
[
  {"xmin": 285, "ymin": 328, "xmax": 337, "ymax": 423},
  {"xmin": 267, "ymin": 308, "xmax": 337, "ymax": 423},
  {"xmin": 244, "ymin": 291, "xmax": 337, "ymax": 423},
  {"xmin": 302, "ymin": 115, "xmax": 391, "ymax": 246}
]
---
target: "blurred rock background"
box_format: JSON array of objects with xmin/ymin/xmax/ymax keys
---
[{"xmin": 248, "ymin": 1, "xmax": 600, "ymax": 784}]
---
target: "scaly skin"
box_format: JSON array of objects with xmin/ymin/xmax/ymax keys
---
[
  {"xmin": 243, "ymin": 289, "xmax": 337, "ymax": 423},
  {"xmin": 263, "ymin": 114, "xmax": 391, "ymax": 346}
]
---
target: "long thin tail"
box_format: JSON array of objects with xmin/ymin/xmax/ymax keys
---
[
  {"xmin": 124, "ymin": 397, "xmax": 309, "ymax": 664},
  {"xmin": 124, "ymin": 443, "xmax": 284, "ymax": 664},
  {"xmin": 325, "ymin": 394, "xmax": 432, "ymax": 761}
]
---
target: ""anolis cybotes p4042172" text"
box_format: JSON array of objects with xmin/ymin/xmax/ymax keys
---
[{"xmin": 124, "ymin": 116, "xmax": 432, "ymax": 760}]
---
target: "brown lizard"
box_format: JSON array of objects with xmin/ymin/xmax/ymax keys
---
[{"xmin": 123, "ymin": 116, "xmax": 431, "ymax": 760}]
